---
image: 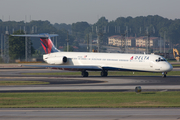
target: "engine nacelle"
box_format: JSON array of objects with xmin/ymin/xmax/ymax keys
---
[{"xmin": 46, "ymin": 56, "xmax": 67, "ymax": 65}]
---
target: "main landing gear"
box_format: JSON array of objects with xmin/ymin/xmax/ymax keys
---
[
  {"xmin": 81, "ymin": 70, "xmax": 108, "ymax": 77},
  {"xmin": 162, "ymin": 72, "xmax": 167, "ymax": 78},
  {"xmin": 101, "ymin": 70, "xmax": 108, "ymax": 77},
  {"xmin": 82, "ymin": 70, "xmax": 89, "ymax": 77}
]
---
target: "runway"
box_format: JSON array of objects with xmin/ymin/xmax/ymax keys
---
[
  {"xmin": 0, "ymin": 67, "xmax": 180, "ymax": 92},
  {"xmin": 1, "ymin": 108, "xmax": 180, "ymax": 120}
]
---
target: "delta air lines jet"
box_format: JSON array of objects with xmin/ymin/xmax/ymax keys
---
[{"xmin": 12, "ymin": 33, "xmax": 173, "ymax": 77}]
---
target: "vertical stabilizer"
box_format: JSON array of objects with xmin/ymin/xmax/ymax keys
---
[{"xmin": 39, "ymin": 34, "xmax": 59, "ymax": 54}]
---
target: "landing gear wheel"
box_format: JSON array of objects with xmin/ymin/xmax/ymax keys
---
[
  {"xmin": 162, "ymin": 72, "xmax": 167, "ymax": 78},
  {"xmin": 162, "ymin": 74, "xmax": 166, "ymax": 78},
  {"xmin": 101, "ymin": 71, "xmax": 108, "ymax": 77},
  {"xmin": 82, "ymin": 71, "xmax": 89, "ymax": 77}
]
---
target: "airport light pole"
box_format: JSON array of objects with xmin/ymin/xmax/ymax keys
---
[
  {"xmin": 87, "ymin": 33, "xmax": 89, "ymax": 52},
  {"xmin": 89, "ymin": 32, "xmax": 92, "ymax": 52},
  {"xmin": 146, "ymin": 34, "xmax": 150, "ymax": 54},
  {"xmin": 1, "ymin": 33, "xmax": 3, "ymax": 57},
  {"xmin": 4, "ymin": 27, "xmax": 9, "ymax": 63},
  {"xmin": 66, "ymin": 31, "xmax": 69, "ymax": 52},
  {"xmin": 97, "ymin": 32, "xmax": 103, "ymax": 53},
  {"xmin": 24, "ymin": 26, "xmax": 28, "ymax": 61}
]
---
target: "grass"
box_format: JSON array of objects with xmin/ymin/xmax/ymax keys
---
[
  {"xmin": 0, "ymin": 81, "xmax": 49, "ymax": 86},
  {"xmin": 0, "ymin": 92, "xmax": 180, "ymax": 108},
  {"xmin": 172, "ymin": 64, "xmax": 180, "ymax": 67},
  {"xmin": 22, "ymin": 71, "xmax": 180, "ymax": 76}
]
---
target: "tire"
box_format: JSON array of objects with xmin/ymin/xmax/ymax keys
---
[
  {"xmin": 82, "ymin": 71, "xmax": 88, "ymax": 77},
  {"xmin": 162, "ymin": 74, "xmax": 166, "ymax": 78},
  {"xmin": 101, "ymin": 71, "xmax": 108, "ymax": 77}
]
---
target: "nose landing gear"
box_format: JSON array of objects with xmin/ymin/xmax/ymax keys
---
[{"xmin": 162, "ymin": 72, "xmax": 167, "ymax": 78}]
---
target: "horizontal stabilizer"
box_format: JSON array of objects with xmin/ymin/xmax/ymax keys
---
[{"xmin": 11, "ymin": 33, "xmax": 58, "ymax": 38}]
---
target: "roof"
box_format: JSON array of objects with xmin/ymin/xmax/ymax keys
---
[
  {"xmin": 108, "ymin": 35, "xmax": 122, "ymax": 39},
  {"xmin": 109, "ymin": 36, "xmax": 160, "ymax": 40}
]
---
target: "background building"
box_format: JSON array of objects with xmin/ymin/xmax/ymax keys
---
[
  {"xmin": 108, "ymin": 35, "xmax": 135, "ymax": 47},
  {"xmin": 108, "ymin": 35, "xmax": 164, "ymax": 48}
]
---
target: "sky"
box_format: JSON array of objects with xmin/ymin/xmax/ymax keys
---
[{"xmin": 0, "ymin": 0, "xmax": 180, "ymax": 24}]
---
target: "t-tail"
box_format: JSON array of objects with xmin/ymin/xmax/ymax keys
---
[
  {"xmin": 39, "ymin": 34, "xmax": 59, "ymax": 54},
  {"xmin": 11, "ymin": 33, "xmax": 60, "ymax": 54}
]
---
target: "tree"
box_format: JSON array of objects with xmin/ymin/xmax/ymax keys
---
[
  {"xmin": 72, "ymin": 22, "xmax": 91, "ymax": 40},
  {"xmin": 54, "ymin": 23, "xmax": 72, "ymax": 31},
  {"xmin": 9, "ymin": 30, "xmax": 35, "ymax": 60}
]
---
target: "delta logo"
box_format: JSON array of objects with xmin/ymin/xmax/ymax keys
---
[
  {"xmin": 130, "ymin": 56, "xmax": 150, "ymax": 60},
  {"xmin": 135, "ymin": 56, "xmax": 150, "ymax": 60},
  {"xmin": 130, "ymin": 56, "xmax": 133, "ymax": 60}
]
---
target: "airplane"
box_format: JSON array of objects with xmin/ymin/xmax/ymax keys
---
[{"xmin": 11, "ymin": 33, "xmax": 173, "ymax": 78}]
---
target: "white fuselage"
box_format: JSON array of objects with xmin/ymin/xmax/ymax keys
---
[{"xmin": 43, "ymin": 52, "xmax": 173, "ymax": 72}]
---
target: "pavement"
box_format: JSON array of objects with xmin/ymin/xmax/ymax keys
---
[
  {"xmin": 0, "ymin": 64, "xmax": 180, "ymax": 120},
  {"xmin": 0, "ymin": 108, "xmax": 180, "ymax": 120}
]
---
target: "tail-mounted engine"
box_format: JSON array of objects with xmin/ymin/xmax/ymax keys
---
[{"xmin": 45, "ymin": 56, "xmax": 68, "ymax": 65}]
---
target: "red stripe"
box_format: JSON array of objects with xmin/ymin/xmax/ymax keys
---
[
  {"xmin": 48, "ymin": 39, "xmax": 53, "ymax": 53},
  {"xmin": 40, "ymin": 38, "xmax": 53, "ymax": 54}
]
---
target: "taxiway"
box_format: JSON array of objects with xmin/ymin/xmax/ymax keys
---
[{"xmin": 0, "ymin": 67, "xmax": 180, "ymax": 92}]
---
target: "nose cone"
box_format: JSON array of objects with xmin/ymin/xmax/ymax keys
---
[{"xmin": 166, "ymin": 63, "xmax": 173, "ymax": 72}]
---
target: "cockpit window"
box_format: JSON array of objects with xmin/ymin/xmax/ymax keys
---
[{"xmin": 155, "ymin": 57, "xmax": 167, "ymax": 62}]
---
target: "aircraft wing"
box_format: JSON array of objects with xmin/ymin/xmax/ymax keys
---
[
  {"xmin": 22, "ymin": 65, "xmax": 146, "ymax": 72},
  {"xmin": 23, "ymin": 65, "xmax": 102, "ymax": 71}
]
